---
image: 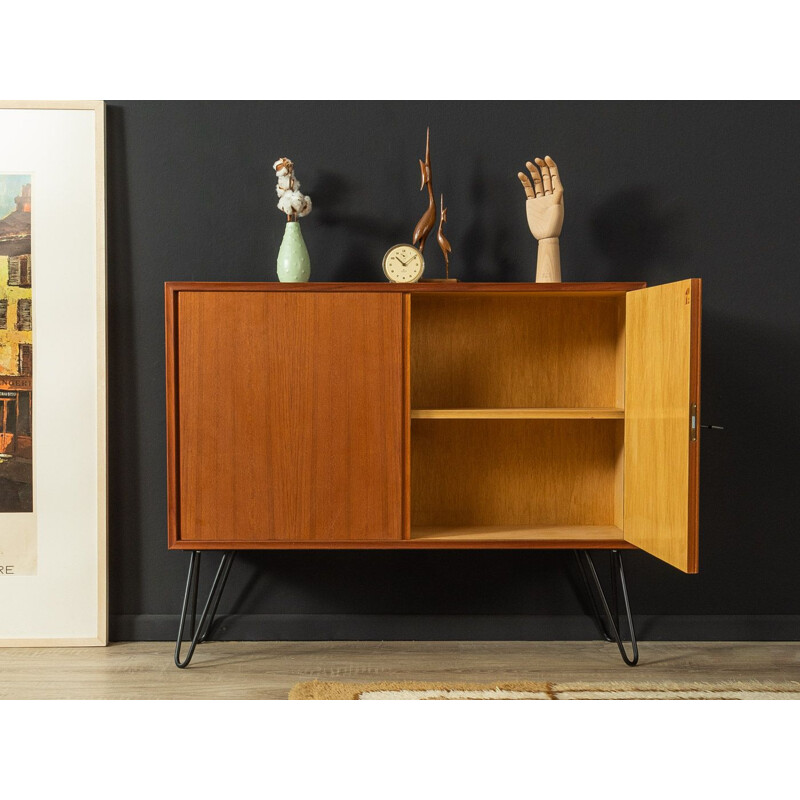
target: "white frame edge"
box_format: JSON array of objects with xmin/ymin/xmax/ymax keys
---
[{"xmin": 0, "ymin": 100, "xmax": 108, "ymax": 647}]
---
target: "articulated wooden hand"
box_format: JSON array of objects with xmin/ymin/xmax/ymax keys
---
[{"xmin": 517, "ymin": 156, "xmax": 564, "ymax": 282}]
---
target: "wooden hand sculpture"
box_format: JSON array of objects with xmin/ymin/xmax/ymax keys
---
[{"xmin": 517, "ymin": 156, "xmax": 564, "ymax": 282}]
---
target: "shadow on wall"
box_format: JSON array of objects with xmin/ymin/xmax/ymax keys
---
[
  {"xmin": 587, "ymin": 186, "xmax": 800, "ymax": 616},
  {"xmin": 590, "ymin": 187, "xmax": 690, "ymax": 283},
  {"xmin": 105, "ymin": 105, "xmax": 147, "ymax": 617},
  {"xmin": 314, "ymin": 170, "xmax": 406, "ymax": 243},
  {"xmin": 204, "ymin": 547, "xmax": 584, "ymax": 621},
  {"xmin": 462, "ymin": 159, "xmax": 517, "ymax": 282},
  {"xmin": 623, "ymin": 305, "xmax": 800, "ymax": 621},
  {"xmin": 313, "ymin": 170, "xmax": 406, "ymax": 281}
]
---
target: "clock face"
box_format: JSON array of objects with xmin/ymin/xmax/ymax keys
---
[{"xmin": 382, "ymin": 244, "xmax": 425, "ymax": 283}]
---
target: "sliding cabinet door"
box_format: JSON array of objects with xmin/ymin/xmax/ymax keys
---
[{"xmin": 170, "ymin": 290, "xmax": 404, "ymax": 546}]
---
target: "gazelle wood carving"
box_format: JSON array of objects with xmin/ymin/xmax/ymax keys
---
[
  {"xmin": 518, "ymin": 156, "xmax": 564, "ymax": 282},
  {"xmin": 437, "ymin": 194, "xmax": 452, "ymax": 279},
  {"xmin": 413, "ymin": 128, "xmax": 436, "ymax": 254}
]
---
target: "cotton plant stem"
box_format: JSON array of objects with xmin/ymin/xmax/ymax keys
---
[
  {"xmin": 286, "ymin": 171, "xmax": 295, "ymax": 221},
  {"xmin": 536, "ymin": 237, "xmax": 561, "ymax": 282}
]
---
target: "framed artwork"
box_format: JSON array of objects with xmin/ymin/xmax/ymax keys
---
[{"xmin": 0, "ymin": 101, "xmax": 107, "ymax": 645}]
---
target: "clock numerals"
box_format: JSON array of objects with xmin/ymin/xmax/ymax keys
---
[{"xmin": 383, "ymin": 244, "xmax": 424, "ymax": 283}]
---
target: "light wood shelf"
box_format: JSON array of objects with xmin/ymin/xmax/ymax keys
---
[
  {"xmin": 411, "ymin": 408, "xmax": 624, "ymax": 420},
  {"xmin": 411, "ymin": 525, "xmax": 626, "ymax": 543}
]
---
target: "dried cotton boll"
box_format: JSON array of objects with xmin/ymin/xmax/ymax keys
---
[
  {"xmin": 272, "ymin": 156, "xmax": 311, "ymax": 219},
  {"xmin": 288, "ymin": 191, "xmax": 307, "ymax": 213},
  {"xmin": 298, "ymin": 197, "xmax": 312, "ymax": 217},
  {"xmin": 277, "ymin": 194, "xmax": 295, "ymax": 215},
  {"xmin": 273, "ymin": 157, "xmax": 293, "ymax": 176}
]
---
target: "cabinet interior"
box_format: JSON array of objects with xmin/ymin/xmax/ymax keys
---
[{"xmin": 410, "ymin": 292, "xmax": 627, "ymax": 542}]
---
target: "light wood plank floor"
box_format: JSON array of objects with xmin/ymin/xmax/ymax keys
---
[{"xmin": 1, "ymin": 641, "xmax": 798, "ymax": 699}]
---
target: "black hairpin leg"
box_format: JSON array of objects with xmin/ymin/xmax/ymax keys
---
[
  {"xmin": 574, "ymin": 551, "xmax": 613, "ymax": 642},
  {"xmin": 175, "ymin": 550, "xmax": 235, "ymax": 669},
  {"xmin": 576, "ymin": 550, "xmax": 639, "ymax": 666}
]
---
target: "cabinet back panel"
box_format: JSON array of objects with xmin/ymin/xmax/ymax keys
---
[
  {"xmin": 411, "ymin": 419, "xmax": 621, "ymax": 527},
  {"xmin": 174, "ymin": 291, "xmax": 403, "ymax": 543},
  {"xmin": 411, "ymin": 294, "xmax": 623, "ymax": 409}
]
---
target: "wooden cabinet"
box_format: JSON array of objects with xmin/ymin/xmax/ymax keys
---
[{"xmin": 166, "ymin": 281, "xmax": 701, "ymax": 573}]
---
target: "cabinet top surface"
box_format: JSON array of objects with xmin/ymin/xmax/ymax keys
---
[{"xmin": 165, "ymin": 281, "xmax": 647, "ymax": 294}]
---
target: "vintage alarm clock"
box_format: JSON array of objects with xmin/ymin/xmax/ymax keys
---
[{"xmin": 382, "ymin": 243, "xmax": 425, "ymax": 283}]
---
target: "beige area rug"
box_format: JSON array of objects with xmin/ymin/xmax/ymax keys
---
[{"xmin": 290, "ymin": 680, "xmax": 800, "ymax": 700}]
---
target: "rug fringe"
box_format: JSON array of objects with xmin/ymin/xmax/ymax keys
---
[{"xmin": 289, "ymin": 678, "xmax": 800, "ymax": 700}]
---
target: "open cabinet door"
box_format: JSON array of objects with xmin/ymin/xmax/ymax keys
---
[{"xmin": 624, "ymin": 279, "xmax": 701, "ymax": 573}]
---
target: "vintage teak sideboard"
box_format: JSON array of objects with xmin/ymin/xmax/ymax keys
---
[{"xmin": 165, "ymin": 280, "xmax": 701, "ymax": 667}]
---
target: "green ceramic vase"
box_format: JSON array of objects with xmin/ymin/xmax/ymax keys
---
[{"xmin": 277, "ymin": 221, "xmax": 311, "ymax": 282}]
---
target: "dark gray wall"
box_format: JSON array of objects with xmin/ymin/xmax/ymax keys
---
[{"xmin": 107, "ymin": 101, "xmax": 800, "ymax": 641}]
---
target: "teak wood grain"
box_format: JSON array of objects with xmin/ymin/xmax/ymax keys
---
[
  {"xmin": 402, "ymin": 293, "xmax": 411, "ymax": 539},
  {"xmin": 623, "ymin": 279, "xmax": 701, "ymax": 573},
  {"xmin": 165, "ymin": 282, "xmax": 645, "ymax": 294},
  {"xmin": 169, "ymin": 290, "xmax": 403, "ymax": 545},
  {"xmin": 166, "ymin": 537, "xmax": 634, "ymax": 550},
  {"xmin": 165, "ymin": 281, "xmax": 699, "ymax": 564}
]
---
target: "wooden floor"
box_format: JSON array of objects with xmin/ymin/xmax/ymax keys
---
[{"xmin": 1, "ymin": 641, "xmax": 799, "ymax": 699}]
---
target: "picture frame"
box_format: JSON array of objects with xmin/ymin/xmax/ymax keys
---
[{"xmin": 0, "ymin": 101, "xmax": 107, "ymax": 645}]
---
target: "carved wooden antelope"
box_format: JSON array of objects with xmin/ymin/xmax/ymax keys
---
[
  {"xmin": 413, "ymin": 127, "xmax": 436, "ymax": 254},
  {"xmin": 437, "ymin": 193, "xmax": 451, "ymax": 279}
]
